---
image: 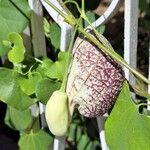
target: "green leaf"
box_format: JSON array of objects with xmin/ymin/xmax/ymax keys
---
[
  {"xmin": 85, "ymin": 11, "xmax": 96, "ymax": 27},
  {"xmin": 37, "ymin": 58, "xmax": 53, "ymax": 76},
  {"xmin": 5, "ymin": 106, "xmax": 32, "ymax": 130},
  {"xmin": 77, "ymin": 134, "xmax": 90, "ymax": 150},
  {"xmin": 76, "ymin": 125, "xmax": 82, "ymax": 142},
  {"xmin": 86, "ymin": 142, "xmax": 93, "ymax": 150},
  {"xmin": 67, "ymin": 123, "xmax": 77, "ymax": 141},
  {"xmin": 85, "ymin": 11, "xmax": 105, "ymax": 34},
  {"xmin": 43, "ymin": 18, "xmax": 51, "ymax": 38},
  {"xmin": 18, "ymin": 72, "xmax": 42, "ymax": 95},
  {"xmin": 35, "ymin": 78, "xmax": 61, "ymax": 104},
  {"xmin": 139, "ymin": 0, "xmax": 149, "ymax": 13},
  {"xmin": 92, "ymin": 141, "xmax": 101, "ymax": 149},
  {"xmin": 5, "ymin": 32, "xmax": 25, "ymax": 63},
  {"xmin": 105, "ymin": 81, "xmax": 150, "ymax": 150},
  {"xmin": 0, "ymin": 0, "xmax": 31, "ymax": 56},
  {"xmin": 39, "ymin": 51, "xmax": 72, "ymax": 81},
  {"xmin": 143, "ymin": 19, "xmax": 150, "ymax": 30},
  {"xmin": 2, "ymin": 40, "xmax": 12, "ymax": 48},
  {"xmin": 49, "ymin": 22, "xmax": 61, "ymax": 49},
  {"xmin": 0, "ymin": 68, "xmax": 36, "ymax": 110},
  {"xmin": 97, "ymin": 25, "xmax": 105, "ymax": 34},
  {"xmin": 19, "ymin": 130, "xmax": 53, "ymax": 150}
]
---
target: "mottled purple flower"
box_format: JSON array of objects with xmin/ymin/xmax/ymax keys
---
[{"xmin": 66, "ymin": 31, "xmax": 125, "ymax": 117}]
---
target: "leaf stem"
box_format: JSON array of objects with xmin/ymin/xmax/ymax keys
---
[
  {"xmin": 58, "ymin": 0, "xmax": 72, "ymax": 15},
  {"xmin": 81, "ymin": 0, "xmax": 85, "ymax": 15},
  {"xmin": 59, "ymin": 53, "xmax": 71, "ymax": 92},
  {"xmin": 68, "ymin": 18, "xmax": 81, "ymax": 52},
  {"xmin": 64, "ymin": 0, "xmax": 82, "ymax": 14}
]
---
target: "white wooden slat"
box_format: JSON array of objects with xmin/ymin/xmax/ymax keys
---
[
  {"xmin": 53, "ymin": 137, "xmax": 66, "ymax": 150},
  {"xmin": 28, "ymin": 0, "xmax": 47, "ymax": 128},
  {"xmin": 97, "ymin": 115, "xmax": 109, "ymax": 150},
  {"xmin": 124, "ymin": 0, "xmax": 139, "ymax": 84},
  {"xmin": 40, "ymin": 0, "xmax": 73, "ymax": 51},
  {"xmin": 28, "ymin": 0, "xmax": 47, "ymax": 57},
  {"xmin": 60, "ymin": 23, "xmax": 73, "ymax": 51},
  {"xmin": 40, "ymin": 0, "xmax": 67, "ymax": 27}
]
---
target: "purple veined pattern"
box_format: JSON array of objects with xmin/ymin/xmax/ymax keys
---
[{"xmin": 66, "ymin": 31, "xmax": 125, "ymax": 118}]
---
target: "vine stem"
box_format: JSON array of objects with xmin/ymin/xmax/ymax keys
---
[
  {"xmin": 44, "ymin": 0, "xmax": 150, "ymax": 85},
  {"xmin": 60, "ymin": 20, "xmax": 79, "ymax": 92},
  {"xmin": 58, "ymin": 0, "xmax": 72, "ymax": 15},
  {"xmin": 59, "ymin": 52, "xmax": 71, "ymax": 92},
  {"xmin": 64, "ymin": 0, "xmax": 82, "ymax": 14},
  {"xmin": 81, "ymin": 0, "xmax": 85, "ymax": 15}
]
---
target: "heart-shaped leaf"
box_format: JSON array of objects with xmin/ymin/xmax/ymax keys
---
[
  {"xmin": 0, "ymin": 68, "xmax": 36, "ymax": 110},
  {"xmin": 5, "ymin": 106, "xmax": 32, "ymax": 130},
  {"xmin": 35, "ymin": 78, "xmax": 61, "ymax": 104},
  {"xmin": 105, "ymin": 81, "xmax": 150, "ymax": 150},
  {"xmin": 49, "ymin": 22, "xmax": 61, "ymax": 49},
  {"xmin": 39, "ymin": 51, "xmax": 72, "ymax": 81},
  {"xmin": 0, "ymin": 0, "xmax": 31, "ymax": 56},
  {"xmin": 19, "ymin": 130, "xmax": 53, "ymax": 150},
  {"xmin": 5, "ymin": 32, "xmax": 25, "ymax": 63},
  {"xmin": 77, "ymin": 134, "xmax": 90, "ymax": 150},
  {"xmin": 18, "ymin": 72, "xmax": 42, "ymax": 95}
]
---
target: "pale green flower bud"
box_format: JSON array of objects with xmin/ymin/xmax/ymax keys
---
[{"xmin": 45, "ymin": 90, "xmax": 70, "ymax": 136}]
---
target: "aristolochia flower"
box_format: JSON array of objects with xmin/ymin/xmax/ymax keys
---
[{"xmin": 66, "ymin": 31, "xmax": 125, "ymax": 117}]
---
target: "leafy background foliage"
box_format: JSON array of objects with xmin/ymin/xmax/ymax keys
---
[
  {"xmin": 0, "ymin": 1, "xmax": 103, "ymax": 148},
  {"xmin": 19, "ymin": 130, "xmax": 53, "ymax": 150},
  {"xmin": 0, "ymin": 32, "xmax": 70, "ymax": 148},
  {"xmin": 0, "ymin": 68, "xmax": 36, "ymax": 110},
  {"xmin": 0, "ymin": 0, "xmax": 150, "ymax": 150},
  {"xmin": 0, "ymin": 0, "xmax": 30, "ymax": 56}
]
